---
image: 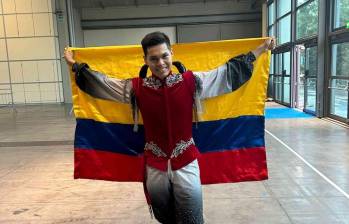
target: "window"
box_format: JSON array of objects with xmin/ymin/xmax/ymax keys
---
[
  {"xmin": 268, "ymin": 2, "xmax": 275, "ymax": 38},
  {"xmin": 297, "ymin": 0, "xmax": 310, "ymax": 6},
  {"xmin": 268, "ymin": 25, "xmax": 275, "ymax": 37},
  {"xmin": 270, "ymin": 54, "xmax": 274, "ymax": 75},
  {"xmin": 329, "ymin": 42, "xmax": 349, "ymax": 118},
  {"xmin": 332, "ymin": 42, "xmax": 349, "ymax": 77},
  {"xmin": 334, "ymin": 0, "xmax": 349, "ymax": 29},
  {"xmin": 277, "ymin": 0, "xmax": 291, "ymax": 18},
  {"xmin": 268, "ymin": 2, "xmax": 275, "ymax": 26},
  {"xmin": 296, "ymin": 0, "xmax": 319, "ymax": 39},
  {"xmin": 278, "ymin": 15, "xmax": 291, "ymax": 44}
]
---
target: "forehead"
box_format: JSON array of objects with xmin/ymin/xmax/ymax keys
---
[{"xmin": 146, "ymin": 43, "xmax": 171, "ymax": 57}]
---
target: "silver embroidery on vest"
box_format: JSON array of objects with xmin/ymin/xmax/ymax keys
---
[
  {"xmin": 145, "ymin": 141, "xmax": 167, "ymax": 157},
  {"xmin": 142, "ymin": 74, "xmax": 183, "ymax": 89},
  {"xmin": 145, "ymin": 138, "xmax": 194, "ymax": 158},
  {"xmin": 143, "ymin": 77, "xmax": 162, "ymax": 89},
  {"xmin": 171, "ymin": 138, "xmax": 195, "ymax": 158},
  {"xmin": 166, "ymin": 74, "xmax": 183, "ymax": 87}
]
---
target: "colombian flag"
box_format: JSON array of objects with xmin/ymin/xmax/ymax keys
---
[{"xmin": 71, "ymin": 38, "xmax": 270, "ymax": 184}]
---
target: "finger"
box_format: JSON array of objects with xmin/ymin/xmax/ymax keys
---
[
  {"xmin": 268, "ymin": 38, "xmax": 275, "ymax": 49},
  {"xmin": 272, "ymin": 37, "xmax": 276, "ymax": 45}
]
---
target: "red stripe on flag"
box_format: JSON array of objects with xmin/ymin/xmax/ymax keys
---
[
  {"xmin": 199, "ymin": 147, "xmax": 268, "ymax": 184},
  {"xmin": 74, "ymin": 147, "xmax": 268, "ymax": 184},
  {"xmin": 74, "ymin": 148, "xmax": 144, "ymax": 182}
]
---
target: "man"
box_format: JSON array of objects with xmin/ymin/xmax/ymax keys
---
[{"xmin": 64, "ymin": 32, "xmax": 275, "ymax": 224}]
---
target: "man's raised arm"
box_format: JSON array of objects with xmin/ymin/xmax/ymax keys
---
[
  {"xmin": 64, "ymin": 48, "xmax": 132, "ymax": 103},
  {"xmin": 193, "ymin": 37, "xmax": 276, "ymax": 100}
]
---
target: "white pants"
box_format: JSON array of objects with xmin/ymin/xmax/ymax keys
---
[{"xmin": 146, "ymin": 159, "xmax": 203, "ymax": 224}]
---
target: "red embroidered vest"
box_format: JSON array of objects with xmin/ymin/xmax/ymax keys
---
[{"xmin": 132, "ymin": 71, "xmax": 200, "ymax": 171}]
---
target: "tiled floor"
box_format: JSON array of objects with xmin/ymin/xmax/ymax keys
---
[{"xmin": 0, "ymin": 103, "xmax": 348, "ymax": 223}]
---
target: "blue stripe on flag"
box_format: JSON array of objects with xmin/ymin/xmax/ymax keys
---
[{"xmin": 74, "ymin": 115, "xmax": 265, "ymax": 155}]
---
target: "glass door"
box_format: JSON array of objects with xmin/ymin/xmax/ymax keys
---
[
  {"xmin": 294, "ymin": 45, "xmax": 317, "ymax": 113},
  {"xmin": 329, "ymin": 42, "xmax": 349, "ymax": 122},
  {"xmin": 273, "ymin": 51, "xmax": 291, "ymax": 106},
  {"xmin": 295, "ymin": 45, "xmax": 305, "ymax": 109},
  {"xmin": 304, "ymin": 46, "xmax": 318, "ymax": 113}
]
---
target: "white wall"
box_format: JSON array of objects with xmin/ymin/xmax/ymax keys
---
[
  {"xmin": 84, "ymin": 27, "xmax": 176, "ymax": 47},
  {"xmin": 178, "ymin": 21, "xmax": 262, "ymax": 43},
  {"xmin": 0, "ymin": 0, "xmax": 63, "ymax": 104}
]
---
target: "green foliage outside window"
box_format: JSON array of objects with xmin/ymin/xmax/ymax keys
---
[
  {"xmin": 332, "ymin": 43, "xmax": 349, "ymax": 78},
  {"xmin": 334, "ymin": 0, "xmax": 349, "ymax": 29},
  {"xmin": 296, "ymin": 0, "xmax": 319, "ymax": 39}
]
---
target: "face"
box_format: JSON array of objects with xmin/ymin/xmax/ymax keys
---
[{"xmin": 144, "ymin": 43, "xmax": 173, "ymax": 80}]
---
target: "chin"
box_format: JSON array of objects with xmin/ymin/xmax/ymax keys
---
[
  {"xmin": 159, "ymin": 73, "xmax": 168, "ymax": 79},
  {"xmin": 155, "ymin": 71, "xmax": 169, "ymax": 79}
]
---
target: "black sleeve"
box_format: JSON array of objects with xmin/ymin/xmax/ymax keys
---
[
  {"xmin": 226, "ymin": 51, "xmax": 256, "ymax": 91},
  {"xmin": 71, "ymin": 63, "xmax": 131, "ymax": 103}
]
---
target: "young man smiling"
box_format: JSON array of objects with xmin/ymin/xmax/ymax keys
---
[{"xmin": 64, "ymin": 32, "xmax": 275, "ymax": 224}]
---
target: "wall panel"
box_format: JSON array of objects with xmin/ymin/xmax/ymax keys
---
[
  {"xmin": 38, "ymin": 60, "xmax": 56, "ymax": 82},
  {"xmin": 7, "ymin": 37, "xmax": 57, "ymax": 60},
  {"xmin": 11, "ymin": 83, "xmax": 25, "ymax": 103},
  {"xmin": 2, "ymin": 0, "xmax": 16, "ymax": 14},
  {"xmin": 0, "ymin": 16, "xmax": 4, "ymax": 37},
  {"xmin": 17, "ymin": 14, "xmax": 34, "ymax": 36},
  {"xmin": 32, "ymin": 0, "xmax": 49, "ymax": 13},
  {"xmin": 0, "ymin": 39, "xmax": 7, "ymax": 61},
  {"xmin": 22, "ymin": 61, "xmax": 39, "ymax": 82},
  {"xmin": 33, "ymin": 13, "xmax": 51, "ymax": 36},
  {"xmin": 14, "ymin": 0, "xmax": 32, "ymax": 13},
  {"xmin": 9, "ymin": 61, "xmax": 22, "ymax": 83},
  {"xmin": 0, "ymin": 62, "xmax": 9, "ymax": 83},
  {"xmin": 4, "ymin": 14, "xmax": 18, "ymax": 37}
]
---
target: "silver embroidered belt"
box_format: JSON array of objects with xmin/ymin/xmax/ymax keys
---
[{"xmin": 144, "ymin": 138, "xmax": 195, "ymax": 159}]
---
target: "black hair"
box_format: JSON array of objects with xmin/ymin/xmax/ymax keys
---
[{"xmin": 141, "ymin": 31, "xmax": 171, "ymax": 56}]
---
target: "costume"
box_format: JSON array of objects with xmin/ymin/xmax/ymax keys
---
[{"xmin": 72, "ymin": 51, "xmax": 256, "ymax": 223}]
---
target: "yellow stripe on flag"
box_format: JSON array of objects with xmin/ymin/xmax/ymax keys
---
[{"xmin": 70, "ymin": 38, "xmax": 270, "ymax": 124}]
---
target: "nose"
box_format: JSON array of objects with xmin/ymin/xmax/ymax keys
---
[{"xmin": 157, "ymin": 58, "xmax": 165, "ymax": 66}]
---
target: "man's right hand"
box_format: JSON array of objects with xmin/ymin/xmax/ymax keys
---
[{"xmin": 64, "ymin": 47, "xmax": 76, "ymax": 66}]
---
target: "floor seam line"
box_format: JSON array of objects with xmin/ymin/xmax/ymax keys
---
[{"xmin": 265, "ymin": 128, "xmax": 349, "ymax": 200}]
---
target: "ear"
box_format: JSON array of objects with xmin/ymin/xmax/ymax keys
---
[
  {"xmin": 143, "ymin": 55, "xmax": 148, "ymax": 65},
  {"xmin": 170, "ymin": 48, "xmax": 174, "ymax": 56}
]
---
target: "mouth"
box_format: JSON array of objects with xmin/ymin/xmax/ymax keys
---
[{"xmin": 158, "ymin": 67, "xmax": 168, "ymax": 72}]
